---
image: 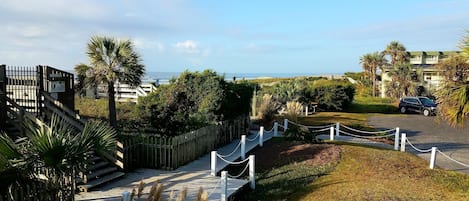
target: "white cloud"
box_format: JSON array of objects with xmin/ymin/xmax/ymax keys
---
[
  {"xmin": 134, "ymin": 38, "xmax": 165, "ymax": 52},
  {"xmin": 0, "ymin": 0, "xmax": 105, "ymax": 19},
  {"xmin": 174, "ymin": 40, "xmax": 200, "ymax": 54}
]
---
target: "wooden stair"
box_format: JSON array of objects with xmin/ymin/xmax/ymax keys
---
[{"xmin": 77, "ymin": 154, "xmax": 125, "ymax": 192}]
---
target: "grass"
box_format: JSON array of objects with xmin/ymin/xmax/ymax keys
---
[
  {"xmin": 346, "ymin": 96, "xmax": 399, "ymax": 114},
  {"xmin": 75, "ymin": 96, "xmax": 142, "ymax": 121},
  {"xmin": 295, "ymin": 143, "xmax": 469, "ymax": 201},
  {"xmin": 277, "ymin": 112, "xmax": 379, "ymax": 131},
  {"xmin": 242, "ymin": 141, "xmax": 469, "ymax": 201}
]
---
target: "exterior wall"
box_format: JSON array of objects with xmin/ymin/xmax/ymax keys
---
[
  {"xmin": 381, "ymin": 51, "xmax": 458, "ymax": 98},
  {"xmin": 91, "ymin": 82, "xmax": 157, "ymax": 102}
]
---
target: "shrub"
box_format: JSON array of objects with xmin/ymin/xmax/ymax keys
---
[
  {"xmin": 257, "ymin": 94, "xmax": 279, "ymax": 126},
  {"xmin": 138, "ymin": 70, "xmax": 253, "ymax": 136},
  {"xmin": 309, "ymin": 80, "xmax": 355, "ymax": 111},
  {"xmin": 285, "ymin": 101, "xmax": 303, "ymax": 122}
]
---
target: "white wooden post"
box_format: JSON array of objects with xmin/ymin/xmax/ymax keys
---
[
  {"xmin": 335, "ymin": 122, "xmax": 340, "ymax": 136},
  {"xmin": 211, "ymin": 151, "xmax": 217, "ymax": 176},
  {"xmin": 284, "ymin": 119, "xmax": 288, "ymax": 131},
  {"xmin": 305, "ymin": 106, "xmax": 309, "ymax": 116},
  {"xmin": 259, "ymin": 126, "xmax": 264, "ymax": 147},
  {"xmin": 122, "ymin": 191, "xmax": 130, "ymax": 201},
  {"xmin": 330, "ymin": 127, "xmax": 334, "ymax": 141},
  {"xmin": 430, "ymin": 147, "xmax": 437, "ymax": 169},
  {"xmin": 394, "ymin": 127, "xmax": 400, "ymax": 151},
  {"xmin": 400, "ymin": 133, "xmax": 406, "ymax": 152},
  {"xmin": 221, "ymin": 171, "xmax": 227, "ymax": 201},
  {"xmin": 274, "ymin": 122, "xmax": 278, "ymax": 136},
  {"xmin": 249, "ymin": 155, "xmax": 255, "ymax": 189},
  {"xmin": 241, "ymin": 135, "xmax": 246, "ymax": 160}
]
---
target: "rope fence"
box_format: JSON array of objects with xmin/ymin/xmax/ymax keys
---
[
  {"xmin": 246, "ymin": 132, "xmax": 260, "ymax": 142},
  {"xmin": 437, "ymin": 150, "xmax": 469, "ymax": 168},
  {"xmin": 227, "ymin": 162, "xmax": 251, "ymax": 179},
  {"xmin": 310, "ymin": 127, "xmax": 331, "ymax": 133},
  {"xmin": 340, "ymin": 124, "xmax": 396, "ymax": 134},
  {"xmin": 405, "ymin": 138, "xmax": 433, "ymax": 153},
  {"xmin": 216, "ymin": 141, "xmax": 242, "ymax": 158},
  {"xmin": 338, "ymin": 129, "xmax": 395, "ymax": 139}
]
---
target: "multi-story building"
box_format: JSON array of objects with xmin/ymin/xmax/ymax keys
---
[{"xmin": 381, "ymin": 51, "xmax": 459, "ymax": 98}]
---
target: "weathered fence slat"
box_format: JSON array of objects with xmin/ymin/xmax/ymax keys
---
[{"xmin": 121, "ymin": 116, "xmax": 249, "ymax": 171}]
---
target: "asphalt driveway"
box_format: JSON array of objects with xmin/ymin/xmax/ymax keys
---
[{"xmin": 368, "ymin": 114, "xmax": 469, "ymax": 174}]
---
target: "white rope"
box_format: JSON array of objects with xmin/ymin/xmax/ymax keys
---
[
  {"xmin": 306, "ymin": 124, "xmax": 335, "ymax": 129},
  {"xmin": 405, "ymin": 138, "xmax": 433, "ymax": 153},
  {"xmin": 341, "ymin": 124, "xmax": 396, "ymax": 134},
  {"xmin": 278, "ymin": 124, "xmax": 285, "ymax": 128},
  {"xmin": 287, "ymin": 120, "xmax": 304, "ymax": 127},
  {"xmin": 310, "ymin": 127, "xmax": 331, "ymax": 133},
  {"xmin": 264, "ymin": 127, "xmax": 274, "ymax": 133},
  {"xmin": 217, "ymin": 155, "xmax": 250, "ymax": 165},
  {"xmin": 217, "ymin": 141, "xmax": 241, "ymax": 158},
  {"xmin": 227, "ymin": 162, "xmax": 250, "ymax": 179},
  {"xmin": 207, "ymin": 180, "xmax": 221, "ymax": 198},
  {"xmin": 437, "ymin": 150, "xmax": 469, "ymax": 168},
  {"xmin": 338, "ymin": 129, "xmax": 395, "ymax": 139},
  {"xmin": 246, "ymin": 132, "xmax": 260, "ymax": 142}
]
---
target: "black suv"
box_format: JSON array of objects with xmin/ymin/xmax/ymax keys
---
[{"xmin": 399, "ymin": 96, "xmax": 437, "ymax": 116}]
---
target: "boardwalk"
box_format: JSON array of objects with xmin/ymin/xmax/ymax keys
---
[{"xmin": 76, "ymin": 128, "xmax": 280, "ymax": 201}]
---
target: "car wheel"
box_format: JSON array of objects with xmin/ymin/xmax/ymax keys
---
[
  {"xmin": 423, "ymin": 109, "xmax": 430, "ymax": 116},
  {"xmin": 400, "ymin": 107, "xmax": 406, "ymax": 114}
]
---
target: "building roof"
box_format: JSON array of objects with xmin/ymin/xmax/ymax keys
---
[{"xmin": 408, "ymin": 51, "xmax": 459, "ymax": 56}]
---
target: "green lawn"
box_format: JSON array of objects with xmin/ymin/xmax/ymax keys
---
[
  {"xmin": 296, "ymin": 143, "xmax": 469, "ymax": 201},
  {"xmin": 243, "ymin": 141, "xmax": 469, "ymax": 201}
]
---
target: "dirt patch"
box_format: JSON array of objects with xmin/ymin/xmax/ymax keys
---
[{"xmin": 248, "ymin": 139, "xmax": 342, "ymax": 171}]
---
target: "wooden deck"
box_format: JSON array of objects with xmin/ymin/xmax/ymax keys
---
[{"xmin": 76, "ymin": 129, "xmax": 281, "ymax": 201}]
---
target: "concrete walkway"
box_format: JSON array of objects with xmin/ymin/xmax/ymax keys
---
[{"xmin": 76, "ymin": 129, "xmax": 280, "ymax": 201}]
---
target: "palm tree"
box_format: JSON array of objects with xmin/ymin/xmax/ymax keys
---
[
  {"xmin": 0, "ymin": 115, "xmax": 117, "ymax": 191},
  {"xmin": 360, "ymin": 52, "xmax": 386, "ymax": 97},
  {"xmin": 385, "ymin": 63, "xmax": 422, "ymax": 98},
  {"xmin": 382, "ymin": 41, "xmax": 408, "ymax": 65},
  {"xmin": 435, "ymin": 32, "xmax": 469, "ymax": 127},
  {"xmin": 435, "ymin": 84, "xmax": 469, "ymax": 127},
  {"xmin": 76, "ymin": 36, "xmax": 145, "ymax": 127}
]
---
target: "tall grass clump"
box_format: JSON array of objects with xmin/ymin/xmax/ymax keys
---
[{"xmin": 256, "ymin": 94, "xmax": 279, "ymax": 126}]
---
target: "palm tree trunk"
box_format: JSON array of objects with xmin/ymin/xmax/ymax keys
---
[
  {"xmin": 107, "ymin": 81, "xmax": 117, "ymax": 128},
  {"xmin": 372, "ymin": 70, "xmax": 376, "ymax": 97}
]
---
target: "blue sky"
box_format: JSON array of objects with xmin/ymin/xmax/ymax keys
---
[{"xmin": 1, "ymin": 0, "xmax": 468, "ymax": 74}]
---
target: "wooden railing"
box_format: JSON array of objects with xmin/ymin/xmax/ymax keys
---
[
  {"xmin": 2, "ymin": 95, "xmax": 47, "ymax": 135},
  {"xmin": 42, "ymin": 92, "xmax": 85, "ymax": 131},
  {"xmin": 121, "ymin": 116, "xmax": 249, "ymax": 170}
]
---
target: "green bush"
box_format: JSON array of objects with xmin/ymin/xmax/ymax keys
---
[
  {"xmin": 138, "ymin": 70, "xmax": 254, "ymax": 136},
  {"xmin": 309, "ymin": 80, "xmax": 355, "ymax": 111}
]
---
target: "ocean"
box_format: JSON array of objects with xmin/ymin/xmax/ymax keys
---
[{"xmin": 144, "ymin": 72, "xmax": 342, "ymax": 85}]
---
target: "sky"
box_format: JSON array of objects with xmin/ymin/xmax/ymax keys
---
[{"xmin": 1, "ymin": 0, "xmax": 469, "ymax": 75}]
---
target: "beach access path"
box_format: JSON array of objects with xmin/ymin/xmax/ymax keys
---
[{"xmin": 76, "ymin": 128, "xmax": 280, "ymax": 201}]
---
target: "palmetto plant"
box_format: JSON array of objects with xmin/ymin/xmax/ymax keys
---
[
  {"xmin": 0, "ymin": 115, "xmax": 117, "ymax": 190},
  {"xmin": 435, "ymin": 84, "xmax": 469, "ymax": 127},
  {"xmin": 435, "ymin": 31, "xmax": 469, "ymax": 127},
  {"xmin": 360, "ymin": 52, "xmax": 387, "ymax": 97},
  {"xmin": 382, "ymin": 41, "xmax": 408, "ymax": 65},
  {"xmin": 385, "ymin": 63, "xmax": 422, "ymax": 98},
  {"xmin": 75, "ymin": 36, "xmax": 145, "ymax": 128}
]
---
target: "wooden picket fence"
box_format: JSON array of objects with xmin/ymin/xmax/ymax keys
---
[{"xmin": 121, "ymin": 116, "xmax": 249, "ymax": 170}]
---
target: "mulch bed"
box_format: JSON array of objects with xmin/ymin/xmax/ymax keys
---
[{"xmin": 248, "ymin": 139, "xmax": 342, "ymax": 171}]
